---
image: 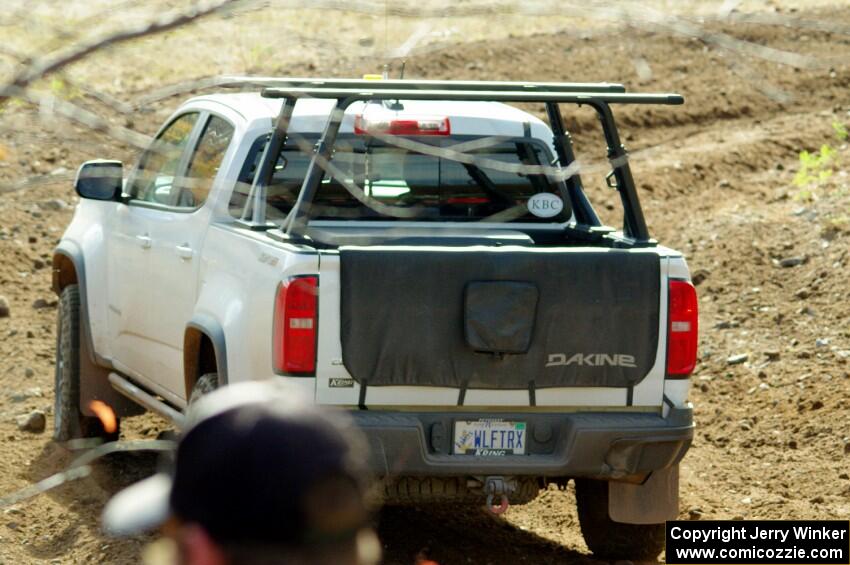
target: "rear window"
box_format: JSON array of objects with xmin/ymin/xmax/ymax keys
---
[{"xmin": 232, "ymin": 134, "xmax": 570, "ymax": 223}]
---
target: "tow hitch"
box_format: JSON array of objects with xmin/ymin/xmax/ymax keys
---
[{"xmin": 483, "ymin": 476, "xmax": 516, "ymax": 515}]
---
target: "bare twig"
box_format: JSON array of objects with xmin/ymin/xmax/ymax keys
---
[
  {"xmin": 0, "ymin": 466, "xmax": 93, "ymax": 509},
  {"xmin": 0, "ymin": 44, "xmax": 31, "ymax": 63},
  {"xmin": 0, "ymin": 171, "xmax": 76, "ymax": 196},
  {"xmin": 558, "ymin": 1, "xmax": 821, "ymax": 69},
  {"xmin": 0, "ymin": 440, "xmax": 175, "ymax": 509},
  {"xmin": 727, "ymin": 60, "xmax": 794, "ymax": 104},
  {"xmin": 0, "ymin": 0, "xmax": 244, "ymax": 106},
  {"xmin": 0, "ymin": 45, "xmax": 136, "ymax": 115},
  {"xmin": 72, "ymin": 81, "xmax": 136, "ymax": 115},
  {"xmin": 715, "ymin": 10, "xmax": 850, "ymax": 37},
  {"xmin": 131, "ymin": 76, "xmax": 234, "ymax": 109},
  {"xmin": 8, "ymin": 86, "xmax": 153, "ymax": 149}
]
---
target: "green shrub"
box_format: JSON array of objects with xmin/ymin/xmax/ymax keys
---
[{"xmin": 793, "ymin": 144, "xmax": 836, "ymax": 191}]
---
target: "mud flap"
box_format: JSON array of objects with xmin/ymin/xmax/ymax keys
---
[
  {"xmin": 608, "ymin": 465, "xmax": 678, "ymax": 524},
  {"xmin": 79, "ymin": 320, "xmax": 143, "ymax": 418}
]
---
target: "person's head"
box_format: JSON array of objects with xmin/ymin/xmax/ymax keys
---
[{"xmin": 103, "ymin": 381, "xmax": 380, "ymax": 565}]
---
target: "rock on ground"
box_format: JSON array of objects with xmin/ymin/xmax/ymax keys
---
[{"xmin": 16, "ymin": 410, "xmax": 46, "ymax": 433}]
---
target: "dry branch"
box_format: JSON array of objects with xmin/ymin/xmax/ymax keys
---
[
  {"xmin": 0, "ymin": 0, "xmax": 244, "ymax": 106},
  {"xmin": 4, "ymin": 86, "xmax": 153, "ymax": 150}
]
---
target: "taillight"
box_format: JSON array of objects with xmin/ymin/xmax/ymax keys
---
[
  {"xmin": 273, "ymin": 276, "xmax": 318, "ymax": 375},
  {"xmin": 354, "ymin": 115, "xmax": 450, "ymax": 136},
  {"xmin": 667, "ymin": 279, "xmax": 698, "ymax": 378}
]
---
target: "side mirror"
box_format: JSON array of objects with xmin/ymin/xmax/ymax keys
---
[{"xmin": 74, "ymin": 160, "xmax": 123, "ymax": 201}]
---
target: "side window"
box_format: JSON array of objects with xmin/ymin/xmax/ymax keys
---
[
  {"xmin": 229, "ymin": 134, "xmax": 289, "ymax": 220},
  {"xmin": 177, "ymin": 116, "xmax": 234, "ymax": 208},
  {"xmin": 127, "ymin": 113, "xmax": 199, "ymax": 204}
]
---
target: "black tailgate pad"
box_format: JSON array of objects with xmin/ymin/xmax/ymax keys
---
[{"xmin": 339, "ymin": 248, "xmax": 660, "ymax": 389}]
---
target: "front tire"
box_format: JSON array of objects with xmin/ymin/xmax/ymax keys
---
[
  {"xmin": 54, "ymin": 284, "xmax": 118, "ymax": 442},
  {"xmin": 575, "ymin": 478, "xmax": 666, "ymax": 560}
]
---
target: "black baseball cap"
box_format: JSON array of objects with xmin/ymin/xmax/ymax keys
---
[{"xmin": 102, "ymin": 381, "xmax": 371, "ymax": 549}]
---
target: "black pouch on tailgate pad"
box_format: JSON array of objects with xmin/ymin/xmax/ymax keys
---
[
  {"xmin": 340, "ymin": 248, "xmax": 660, "ymax": 389},
  {"xmin": 464, "ymin": 281, "xmax": 538, "ymax": 354}
]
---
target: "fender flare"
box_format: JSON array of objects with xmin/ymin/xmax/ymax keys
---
[
  {"xmin": 52, "ymin": 241, "xmax": 102, "ymax": 366},
  {"xmin": 184, "ymin": 314, "xmax": 229, "ymax": 396}
]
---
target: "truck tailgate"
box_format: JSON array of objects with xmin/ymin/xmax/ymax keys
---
[{"xmin": 324, "ymin": 246, "xmax": 660, "ymax": 395}]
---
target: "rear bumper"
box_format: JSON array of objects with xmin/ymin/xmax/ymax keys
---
[{"xmin": 351, "ymin": 406, "xmax": 693, "ymax": 479}]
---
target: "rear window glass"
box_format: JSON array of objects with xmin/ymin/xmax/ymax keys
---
[{"xmin": 233, "ymin": 135, "xmax": 570, "ymax": 223}]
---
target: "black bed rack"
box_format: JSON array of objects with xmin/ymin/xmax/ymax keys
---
[
  {"xmin": 259, "ymin": 86, "xmax": 682, "ymax": 106},
  {"xmin": 233, "ymin": 77, "xmax": 684, "ymax": 245},
  {"xmin": 217, "ymin": 75, "xmax": 629, "ymax": 93}
]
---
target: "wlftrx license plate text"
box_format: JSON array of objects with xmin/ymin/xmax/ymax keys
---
[{"xmin": 453, "ymin": 420, "xmax": 527, "ymax": 455}]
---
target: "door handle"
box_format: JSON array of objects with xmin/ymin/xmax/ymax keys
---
[
  {"xmin": 136, "ymin": 234, "xmax": 152, "ymax": 249},
  {"xmin": 176, "ymin": 243, "xmax": 194, "ymax": 260}
]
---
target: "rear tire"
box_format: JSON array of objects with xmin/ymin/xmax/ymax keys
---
[
  {"xmin": 575, "ymin": 478, "xmax": 665, "ymax": 560},
  {"xmin": 189, "ymin": 372, "xmax": 219, "ymax": 404},
  {"xmin": 54, "ymin": 284, "xmax": 119, "ymax": 443}
]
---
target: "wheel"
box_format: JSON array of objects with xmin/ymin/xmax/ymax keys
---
[
  {"xmin": 189, "ymin": 372, "xmax": 219, "ymax": 404},
  {"xmin": 574, "ymin": 478, "xmax": 666, "ymax": 560},
  {"xmin": 54, "ymin": 284, "xmax": 119, "ymax": 442}
]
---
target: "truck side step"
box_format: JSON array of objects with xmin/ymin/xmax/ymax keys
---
[{"xmin": 108, "ymin": 372, "xmax": 185, "ymax": 428}]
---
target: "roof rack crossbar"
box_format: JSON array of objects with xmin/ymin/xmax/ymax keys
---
[
  {"xmin": 217, "ymin": 76, "xmax": 627, "ymax": 93},
  {"xmin": 258, "ymin": 87, "xmax": 683, "ymax": 105}
]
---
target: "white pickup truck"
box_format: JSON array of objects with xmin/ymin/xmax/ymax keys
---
[{"xmin": 53, "ymin": 78, "xmax": 697, "ymax": 559}]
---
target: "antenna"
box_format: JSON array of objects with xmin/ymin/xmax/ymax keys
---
[{"xmin": 389, "ymin": 61, "xmax": 404, "ymax": 110}]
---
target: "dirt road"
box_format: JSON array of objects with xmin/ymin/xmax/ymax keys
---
[{"xmin": 0, "ymin": 3, "xmax": 848, "ymax": 563}]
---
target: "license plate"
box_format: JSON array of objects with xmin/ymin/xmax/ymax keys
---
[{"xmin": 453, "ymin": 419, "xmax": 527, "ymax": 455}]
